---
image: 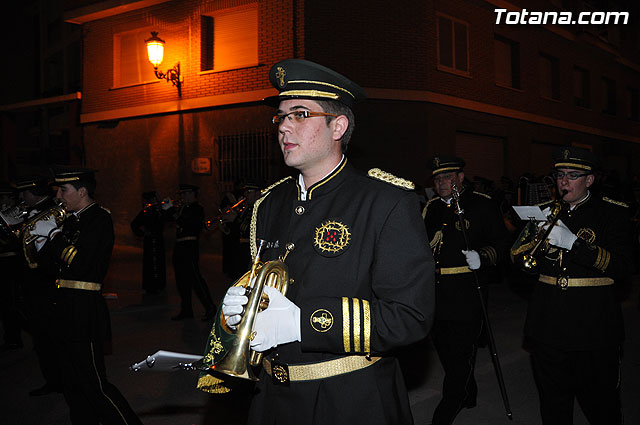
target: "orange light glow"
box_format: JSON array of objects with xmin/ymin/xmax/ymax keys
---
[{"xmin": 145, "ymin": 32, "xmax": 165, "ymax": 67}]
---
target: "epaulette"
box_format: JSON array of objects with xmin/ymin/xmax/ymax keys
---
[
  {"xmin": 603, "ymin": 196, "xmax": 629, "ymax": 208},
  {"xmin": 260, "ymin": 176, "xmax": 293, "ymax": 195},
  {"xmin": 422, "ymin": 196, "xmax": 441, "ymax": 219},
  {"xmin": 473, "ymin": 191, "xmax": 492, "ymax": 200},
  {"xmin": 367, "ymin": 168, "xmax": 415, "ymax": 190}
]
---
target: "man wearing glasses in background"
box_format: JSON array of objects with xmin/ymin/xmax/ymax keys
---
[
  {"xmin": 524, "ymin": 146, "xmax": 634, "ymax": 424},
  {"xmin": 200, "ymin": 59, "xmax": 435, "ymax": 425}
]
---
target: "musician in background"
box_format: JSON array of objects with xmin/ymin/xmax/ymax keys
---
[
  {"xmin": 31, "ymin": 166, "xmax": 141, "ymax": 424},
  {"xmin": 219, "ymin": 181, "xmax": 261, "ymax": 281},
  {"xmin": 13, "ymin": 174, "xmax": 63, "ymax": 396},
  {"xmin": 422, "ymin": 156, "xmax": 509, "ymax": 424},
  {"xmin": 163, "ymin": 184, "xmax": 216, "ymax": 321},
  {"xmin": 523, "ymin": 147, "xmax": 633, "ymax": 424},
  {"xmin": 0, "ymin": 184, "xmax": 22, "ymax": 351},
  {"xmin": 206, "ymin": 59, "xmax": 435, "ymax": 424},
  {"xmin": 131, "ymin": 190, "xmax": 166, "ymax": 295}
]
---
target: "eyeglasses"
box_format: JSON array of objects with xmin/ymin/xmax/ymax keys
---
[
  {"xmin": 553, "ymin": 171, "xmax": 590, "ymax": 180},
  {"xmin": 272, "ymin": 110, "xmax": 338, "ymax": 125}
]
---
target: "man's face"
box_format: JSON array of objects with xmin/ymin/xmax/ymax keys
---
[
  {"xmin": 556, "ymin": 167, "xmax": 594, "ymax": 206},
  {"xmin": 181, "ymin": 190, "xmax": 197, "ymax": 204},
  {"xmin": 19, "ymin": 190, "xmax": 41, "ymax": 207},
  {"xmin": 275, "ymin": 99, "xmax": 342, "ymax": 174},
  {"xmin": 56, "ymin": 184, "xmax": 83, "ymax": 212},
  {"xmin": 433, "ymin": 172, "xmax": 465, "ymax": 199}
]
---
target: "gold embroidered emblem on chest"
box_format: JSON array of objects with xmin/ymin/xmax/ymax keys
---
[
  {"xmin": 577, "ymin": 228, "xmax": 596, "ymax": 244},
  {"xmin": 314, "ymin": 220, "xmax": 351, "ymax": 253}
]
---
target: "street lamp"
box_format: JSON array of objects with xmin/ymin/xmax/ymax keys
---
[{"xmin": 145, "ymin": 31, "xmax": 182, "ymax": 96}]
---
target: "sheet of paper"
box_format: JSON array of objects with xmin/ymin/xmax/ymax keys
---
[{"xmin": 512, "ymin": 206, "xmax": 547, "ymax": 221}]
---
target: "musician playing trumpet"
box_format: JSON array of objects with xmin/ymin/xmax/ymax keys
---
[
  {"xmin": 524, "ymin": 146, "xmax": 634, "ymax": 425},
  {"xmin": 201, "ymin": 59, "xmax": 435, "ymax": 425}
]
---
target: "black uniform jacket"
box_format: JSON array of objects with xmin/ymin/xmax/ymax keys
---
[
  {"xmin": 524, "ymin": 194, "xmax": 634, "ymax": 350},
  {"xmin": 423, "ymin": 189, "xmax": 510, "ymax": 321},
  {"xmin": 250, "ymin": 158, "xmax": 435, "ymax": 425},
  {"xmin": 39, "ymin": 202, "xmax": 114, "ymax": 342},
  {"xmin": 169, "ymin": 203, "xmax": 204, "ymax": 239}
]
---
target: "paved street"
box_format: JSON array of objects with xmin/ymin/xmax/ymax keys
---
[{"xmin": 2, "ymin": 244, "xmax": 639, "ymax": 425}]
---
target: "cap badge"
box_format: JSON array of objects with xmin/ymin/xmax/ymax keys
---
[
  {"xmin": 310, "ymin": 309, "xmax": 334, "ymax": 332},
  {"xmin": 434, "ymin": 157, "xmax": 440, "ymax": 167},
  {"xmin": 275, "ymin": 66, "xmax": 287, "ymax": 87},
  {"xmin": 313, "ymin": 220, "xmax": 351, "ymax": 257},
  {"xmin": 563, "ymin": 149, "xmax": 570, "ymax": 160}
]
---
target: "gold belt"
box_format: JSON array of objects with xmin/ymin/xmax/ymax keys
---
[
  {"xmin": 436, "ymin": 266, "xmax": 472, "ymax": 275},
  {"xmin": 263, "ymin": 355, "xmax": 381, "ymax": 382},
  {"xmin": 176, "ymin": 236, "xmax": 197, "ymax": 242},
  {"xmin": 539, "ymin": 274, "xmax": 614, "ymax": 288},
  {"xmin": 56, "ymin": 279, "xmax": 102, "ymax": 291}
]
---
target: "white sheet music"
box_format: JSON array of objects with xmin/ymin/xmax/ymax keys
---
[{"xmin": 512, "ymin": 206, "xmax": 547, "ymax": 222}]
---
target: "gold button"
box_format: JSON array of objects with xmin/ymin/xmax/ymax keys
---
[{"xmin": 295, "ymin": 206, "xmax": 305, "ymax": 215}]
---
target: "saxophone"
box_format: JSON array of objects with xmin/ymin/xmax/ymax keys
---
[{"xmin": 22, "ymin": 199, "xmax": 68, "ymax": 269}]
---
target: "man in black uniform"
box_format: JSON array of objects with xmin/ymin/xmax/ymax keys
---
[
  {"xmin": 422, "ymin": 156, "xmax": 509, "ymax": 424},
  {"xmin": 521, "ymin": 147, "xmax": 633, "ymax": 424},
  {"xmin": 131, "ymin": 190, "xmax": 166, "ymax": 295},
  {"xmin": 202, "ymin": 59, "xmax": 435, "ymax": 425},
  {"xmin": 0, "ymin": 184, "xmax": 23, "ymax": 350},
  {"xmin": 13, "ymin": 175, "xmax": 63, "ymax": 396},
  {"xmin": 163, "ymin": 184, "xmax": 216, "ymax": 321},
  {"xmin": 32, "ymin": 167, "xmax": 142, "ymax": 425}
]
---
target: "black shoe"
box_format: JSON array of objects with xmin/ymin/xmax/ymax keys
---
[
  {"xmin": 29, "ymin": 384, "xmax": 61, "ymax": 397},
  {"xmin": 171, "ymin": 312, "xmax": 194, "ymax": 321}
]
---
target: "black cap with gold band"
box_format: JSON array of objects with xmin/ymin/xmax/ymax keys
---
[
  {"xmin": 429, "ymin": 155, "xmax": 465, "ymax": 176},
  {"xmin": 12, "ymin": 175, "xmax": 51, "ymax": 192},
  {"xmin": 52, "ymin": 166, "xmax": 97, "ymax": 184},
  {"xmin": 552, "ymin": 146, "xmax": 599, "ymax": 172},
  {"xmin": 267, "ymin": 59, "xmax": 366, "ymax": 109}
]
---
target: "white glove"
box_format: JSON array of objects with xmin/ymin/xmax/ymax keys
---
[
  {"xmin": 547, "ymin": 219, "xmax": 578, "ymax": 250},
  {"xmin": 461, "ymin": 249, "xmax": 481, "ymax": 270},
  {"xmin": 34, "ymin": 236, "xmax": 47, "ymax": 252},
  {"xmin": 161, "ymin": 198, "xmax": 173, "ymax": 210},
  {"xmin": 250, "ymin": 286, "xmax": 301, "ymax": 352},
  {"xmin": 222, "ymin": 286, "xmax": 248, "ymax": 329},
  {"xmin": 31, "ymin": 216, "xmax": 58, "ymax": 237}
]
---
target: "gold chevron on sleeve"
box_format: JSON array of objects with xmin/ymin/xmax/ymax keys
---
[
  {"xmin": 61, "ymin": 245, "xmax": 78, "ymax": 265},
  {"xmin": 352, "ymin": 298, "xmax": 361, "ymax": 352},
  {"xmin": 342, "ymin": 297, "xmax": 350, "ymax": 352},
  {"xmin": 362, "ymin": 299, "xmax": 371, "ymax": 354}
]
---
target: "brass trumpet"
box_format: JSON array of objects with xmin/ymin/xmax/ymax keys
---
[
  {"xmin": 208, "ymin": 241, "xmax": 294, "ymax": 381},
  {"xmin": 21, "ymin": 199, "xmax": 68, "ymax": 268},
  {"xmin": 511, "ymin": 190, "xmax": 568, "ymax": 273}
]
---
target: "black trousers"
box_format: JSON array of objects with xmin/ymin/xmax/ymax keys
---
[
  {"xmin": 0, "ymin": 254, "xmax": 23, "ymax": 346},
  {"xmin": 172, "ymin": 240, "xmax": 215, "ymax": 315},
  {"xmin": 431, "ymin": 319, "xmax": 483, "ymax": 425},
  {"xmin": 531, "ymin": 343, "xmax": 622, "ymax": 425},
  {"xmin": 59, "ymin": 341, "xmax": 142, "ymax": 425}
]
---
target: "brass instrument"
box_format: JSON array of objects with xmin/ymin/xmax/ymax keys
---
[
  {"xmin": 21, "ymin": 199, "xmax": 68, "ymax": 269},
  {"xmin": 0, "ymin": 201, "xmax": 28, "ymax": 237},
  {"xmin": 208, "ymin": 241, "xmax": 294, "ymax": 381},
  {"xmin": 205, "ymin": 198, "xmax": 247, "ymax": 231},
  {"xmin": 511, "ymin": 190, "xmax": 568, "ymax": 273}
]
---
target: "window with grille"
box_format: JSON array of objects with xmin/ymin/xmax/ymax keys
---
[
  {"xmin": 436, "ymin": 13, "xmax": 469, "ymax": 76},
  {"xmin": 201, "ymin": 4, "xmax": 258, "ymax": 72},
  {"xmin": 217, "ymin": 130, "xmax": 279, "ymax": 186},
  {"xmin": 113, "ymin": 27, "xmax": 157, "ymax": 87}
]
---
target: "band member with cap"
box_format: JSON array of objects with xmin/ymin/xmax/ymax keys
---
[
  {"xmin": 200, "ymin": 59, "xmax": 435, "ymax": 424},
  {"xmin": 422, "ymin": 156, "xmax": 509, "ymax": 424},
  {"xmin": 0, "ymin": 183, "xmax": 22, "ymax": 351},
  {"xmin": 131, "ymin": 190, "xmax": 166, "ymax": 295},
  {"xmin": 520, "ymin": 146, "xmax": 633, "ymax": 424},
  {"xmin": 31, "ymin": 166, "xmax": 142, "ymax": 424},
  {"xmin": 13, "ymin": 174, "xmax": 63, "ymax": 396},
  {"xmin": 163, "ymin": 184, "xmax": 216, "ymax": 321}
]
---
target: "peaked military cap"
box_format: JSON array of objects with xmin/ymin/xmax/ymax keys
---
[
  {"xmin": 142, "ymin": 191, "xmax": 157, "ymax": 199},
  {"xmin": 429, "ymin": 155, "xmax": 466, "ymax": 176},
  {"xmin": 12, "ymin": 174, "xmax": 51, "ymax": 192},
  {"xmin": 52, "ymin": 166, "xmax": 97, "ymax": 184},
  {"xmin": 179, "ymin": 183, "xmax": 199, "ymax": 193},
  {"xmin": 268, "ymin": 59, "xmax": 366, "ymax": 109},
  {"xmin": 553, "ymin": 146, "xmax": 599, "ymax": 172}
]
